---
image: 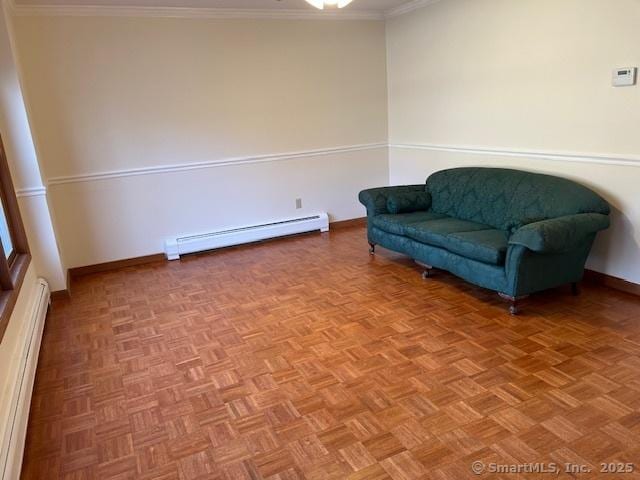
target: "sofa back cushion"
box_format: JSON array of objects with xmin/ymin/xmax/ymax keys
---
[
  {"xmin": 427, "ymin": 167, "xmax": 610, "ymax": 232},
  {"xmin": 387, "ymin": 191, "xmax": 432, "ymax": 214}
]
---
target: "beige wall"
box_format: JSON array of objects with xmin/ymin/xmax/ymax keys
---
[
  {"xmin": 0, "ymin": 0, "xmax": 65, "ymax": 290},
  {"xmin": 386, "ymin": 0, "xmax": 640, "ymax": 284},
  {"xmin": 13, "ymin": 15, "xmax": 388, "ymax": 267}
]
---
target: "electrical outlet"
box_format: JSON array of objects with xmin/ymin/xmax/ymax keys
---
[{"xmin": 295, "ymin": 198, "xmax": 302, "ymax": 209}]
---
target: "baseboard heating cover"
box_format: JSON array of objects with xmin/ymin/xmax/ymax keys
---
[
  {"xmin": 0, "ymin": 278, "xmax": 50, "ymax": 480},
  {"xmin": 164, "ymin": 212, "xmax": 330, "ymax": 260}
]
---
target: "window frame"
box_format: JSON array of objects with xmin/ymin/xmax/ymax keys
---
[{"xmin": 0, "ymin": 133, "xmax": 31, "ymax": 341}]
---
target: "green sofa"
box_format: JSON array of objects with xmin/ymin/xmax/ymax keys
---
[{"xmin": 359, "ymin": 167, "xmax": 610, "ymax": 314}]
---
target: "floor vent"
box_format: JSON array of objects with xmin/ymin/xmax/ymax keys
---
[{"xmin": 164, "ymin": 213, "xmax": 329, "ymax": 260}]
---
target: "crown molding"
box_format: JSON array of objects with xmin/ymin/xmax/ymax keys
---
[
  {"xmin": 6, "ymin": 0, "xmax": 440, "ymax": 21},
  {"xmin": 4, "ymin": 0, "xmax": 17, "ymax": 12},
  {"xmin": 5, "ymin": 0, "xmax": 445, "ymax": 21},
  {"xmin": 9, "ymin": 2, "xmax": 385, "ymax": 20},
  {"xmin": 46, "ymin": 143, "xmax": 387, "ymax": 186},
  {"xmin": 385, "ymin": 0, "xmax": 441, "ymax": 18}
]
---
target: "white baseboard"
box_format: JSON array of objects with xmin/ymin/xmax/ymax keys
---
[{"xmin": 0, "ymin": 278, "xmax": 50, "ymax": 480}]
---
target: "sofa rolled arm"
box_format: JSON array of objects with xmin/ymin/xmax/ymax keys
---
[
  {"xmin": 509, "ymin": 213, "xmax": 610, "ymax": 253},
  {"xmin": 358, "ymin": 185, "xmax": 426, "ymax": 217}
]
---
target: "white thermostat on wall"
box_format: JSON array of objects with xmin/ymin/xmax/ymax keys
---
[{"xmin": 612, "ymin": 67, "xmax": 637, "ymax": 87}]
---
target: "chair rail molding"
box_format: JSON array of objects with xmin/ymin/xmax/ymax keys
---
[
  {"xmin": 45, "ymin": 143, "xmax": 388, "ymax": 186},
  {"xmin": 389, "ymin": 143, "xmax": 640, "ymax": 168},
  {"xmin": 15, "ymin": 187, "xmax": 46, "ymax": 198},
  {"xmin": 43, "ymin": 142, "xmax": 640, "ymax": 188}
]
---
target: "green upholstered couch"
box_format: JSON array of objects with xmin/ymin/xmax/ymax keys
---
[{"xmin": 359, "ymin": 167, "xmax": 610, "ymax": 313}]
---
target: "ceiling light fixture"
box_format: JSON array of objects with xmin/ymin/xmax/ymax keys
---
[{"xmin": 305, "ymin": 0, "xmax": 355, "ymax": 9}]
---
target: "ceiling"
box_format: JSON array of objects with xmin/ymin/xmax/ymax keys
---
[{"xmin": 13, "ymin": 0, "xmax": 416, "ymax": 13}]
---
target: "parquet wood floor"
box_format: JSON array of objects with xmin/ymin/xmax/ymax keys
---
[{"xmin": 22, "ymin": 226, "xmax": 640, "ymax": 480}]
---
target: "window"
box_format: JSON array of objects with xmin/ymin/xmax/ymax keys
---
[
  {"xmin": 0, "ymin": 202, "xmax": 13, "ymax": 259},
  {"xmin": 0, "ymin": 133, "xmax": 31, "ymax": 341}
]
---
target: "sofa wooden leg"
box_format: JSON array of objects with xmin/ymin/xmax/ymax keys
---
[
  {"xmin": 571, "ymin": 282, "xmax": 580, "ymax": 296},
  {"xmin": 415, "ymin": 261, "xmax": 433, "ymax": 279},
  {"xmin": 498, "ymin": 293, "xmax": 529, "ymax": 315},
  {"xmin": 368, "ymin": 243, "xmax": 376, "ymax": 255}
]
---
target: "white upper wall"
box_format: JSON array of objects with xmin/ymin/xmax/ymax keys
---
[
  {"xmin": 386, "ymin": 0, "xmax": 640, "ymax": 284},
  {"xmin": 15, "ymin": 15, "xmax": 388, "ymax": 179},
  {"xmin": 0, "ymin": 0, "xmax": 65, "ymax": 290},
  {"xmin": 387, "ymin": 0, "xmax": 640, "ymax": 154},
  {"xmin": 0, "ymin": 1, "xmax": 41, "ymax": 190}
]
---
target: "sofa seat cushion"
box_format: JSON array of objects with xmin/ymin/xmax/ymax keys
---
[
  {"xmin": 405, "ymin": 217, "xmax": 509, "ymax": 265},
  {"xmin": 404, "ymin": 218, "xmax": 491, "ymax": 248},
  {"xmin": 371, "ymin": 212, "xmax": 446, "ymax": 236},
  {"xmin": 446, "ymin": 229, "xmax": 509, "ymax": 265}
]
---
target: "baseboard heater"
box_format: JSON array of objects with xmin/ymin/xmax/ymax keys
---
[
  {"xmin": 164, "ymin": 213, "xmax": 329, "ymax": 260},
  {"xmin": 0, "ymin": 278, "xmax": 50, "ymax": 480}
]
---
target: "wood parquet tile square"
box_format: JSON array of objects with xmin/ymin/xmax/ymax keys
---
[{"xmin": 22, "ymin": 226, "xmax": 640, "ymax": 479}]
